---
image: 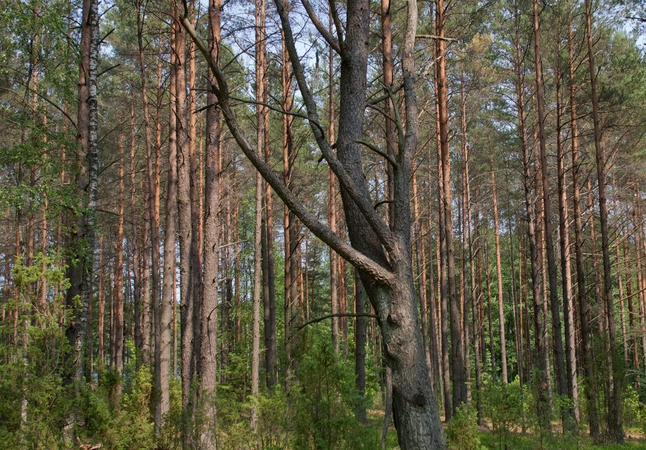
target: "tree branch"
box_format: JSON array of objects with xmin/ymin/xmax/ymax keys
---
[
  {"xmin": 356, "ymin": 139, "xmax": 398, "ymax": 168},
  {"xmin": 181, "ymin": 17, "xmax": 396, "ymax": 286},
  {"xmin": 300, "ymin": 0, "xmax": 341, "ymax": 54},
  {"xmin": 295, "ymin": 313, "xmax": 378, "ymax": 332},
  {"xmin": 272, "ymin": 0, "xmax": 397, "ymax": 254}
]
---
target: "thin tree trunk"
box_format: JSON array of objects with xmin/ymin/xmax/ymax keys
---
[
  {"xmin": 514, "ymin": 0, "xmax": 550, "ymax": 429},
  {"xmin": 354, "ymin": 269, "xmax": 367, "ymax": 424},
  {"xmin": 585, "ymin": 0, "xmax": 623, "ymax": 441},
  {"xmin": 329, "ymin": 14, "xmax": 339, "ymax": 352},
  {"xmin": 175, "ymin": 0, "xmax": 196, "ymax": 428},
  {"xmin": 128, "ymin": 105, "xmax": 142, "ymax": 367},
  {"xmin": 113, "ymin": 133, "xmax": 125, "ymax": 399},
  {"xmin": 98, "ymin": 235, "xmax": 105, "ymax": 365},
  {"xmin": 250, "ymin": 0, "xmax": 263, "ymax": 429},
  {"xmin": 555, "ymin": 45, "xmax": 579, "ymax": 423},
  {"xmin": 568, "ymin": 4, "xmax": 599, "ymax": 437},
  {"xmin": 490, "ymin": 154, "xmax": 508, "ymax": 384},
  {"xmin": 436, "ymin": 0, "xmax": 465, "ymax": 412},
  {"xmin": 533, "ymin": 0, "xmax": 569, "ymax": 426},
  {"xmin": 281, "ymin": 3, "xmax": 299, "ymax": 394},
  {"xmin": 156, "ymin": 10, "xmax": 177, "ymax": 430}
]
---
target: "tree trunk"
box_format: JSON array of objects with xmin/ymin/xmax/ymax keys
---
[
  {"xmin": 128, "ymin": 105, "xmax": 142, "ymax": 368},
  {"xmin": 113, "ymin": 132, "xmax": 125, "ymax": 398},
  {"xmin": 490, "ymin": 155, "xmax": 507, "ymax": 384},
  {"xmin": 585, "ymin": 0, "xmax": 623, "ymax": 441},
  {"xmin": 250, "ymin": 0, "xmax": 264, "ymax": 429},
  {"xmin": 555, "ymin": 43, "xmax": 579, "ymax": 424},
  {"xmin": 568, "ymin": 5, "xmax": 599, "ymax": 437},
  {"xmin": 281, "ymin": 3, "xmax": 300, "ymax": 394},
  {"xmin": 65, "ymin": 0, "xmax": 99, "ymax": 392},
  {"xmin": 435, "ymin": 0, "xmax": 465, "ymax": 413},
  {"xmin": 156, "ymin": 9, "xmax": 177, "ymax": 430},
  {"xmin": 329, "ymin": 16, "xmax": 339, "ymax": 353},
  {"xmin": 533, "ymin": 0, "xmax": 570, "ymax": 426},
  {"xmin": 182, "ymin": 0, "xmax": 446, "ymax": 441}
]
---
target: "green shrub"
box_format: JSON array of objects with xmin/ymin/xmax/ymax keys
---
[
  {"xmin": 447, "ymin": 403, "xmax": 485, "ymax": 450},
  {"xmin": 291, "ymin": 326, "xmax": 379, "ymax": 450}
]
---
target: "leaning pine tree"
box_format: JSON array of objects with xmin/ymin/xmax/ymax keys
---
[{"xmin": 181, "ymin": 0, "xmax": 446, "ymax": 444}]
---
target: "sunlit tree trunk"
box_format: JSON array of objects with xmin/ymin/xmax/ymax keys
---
[
  {"xmin": 490, "ymin": 154, "xmax": 507, "ymax": 384},
  {"xmin": 251, "ymin": 0, "xmax": 263, "ymax": 430},
  {"xmin": 112, "ymin": 133, "xmax": 125, "ymax": 399},
  {"xmin": 157, "ymin": 8, "xmax": 177, "ymax": 431}
]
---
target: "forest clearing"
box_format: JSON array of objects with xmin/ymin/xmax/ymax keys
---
[{"xmin": 1, "ymin": 0, "xmax": 646, "ymax": 448}]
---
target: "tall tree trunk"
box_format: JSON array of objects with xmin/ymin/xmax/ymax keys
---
[
  {"xmin": 436, "ymin": 0, "xmax": 465, "ymax": 413},
  {"xmin": 555, "ymin": 43, "xmax": 579, "ymax": 424},
  {"xmin": 585, "ymin": 0, "xmax": 623, "ymax": 441},
  {"xmin": 65, "ymin": 0, "xmax": 99, "ymax": 402},
  {"xmin": 197, "ymin": 0, "xmax": 221, "ymax": 444},
  {"xmin": 250, "ymin": 0, "xmax": 263, "ymax": 430},
  {"xmin": 329, "ymin": 15, "xmax": 339, "ymax": 353},
  {"xmin": 516, "ymin": 0, "xmax": 550, "ymax": 429},
  {"xmin": 156, "ymin": 11, "xmax": 177, "ymax": 430},
  {"xmin": 259, "ymin": 0, "xmax": 276, "ymax": 389},
  {"xmin": 281, "ymin": 2, "xmax": 299, "ymax": 394},
  {"xmin": 129, "ymin": 105, "xmax": 142, "ymax": 367},
  {"xmin": 490, "ymin": 154, "xmax": 507, "ymax": 384},
  {"xmin": 113, "ymin": 133, "xmax": 125, "ymax": 399},
  {"xmin": 533, "ymin": 0, "xmax": 569, "ymax": 426},
  {"xmin": 568, "ymin": 4, "xmax": 599, "ymax": 437},
  {"xmin": 175, "ymin": 0, "xmax": 196, "ymax": 428},
  {"xmin": 136, "ymin": 0, "xmax": 159, "ymax": 369}
]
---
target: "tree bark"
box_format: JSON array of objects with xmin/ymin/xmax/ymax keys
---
[
  {"xmin": 585, "ymin": 0, "xmax": 623, "ymax": 441},
  {"xmin": 197, "ymin": 0, "xmax": 221, "ymax": 444},
  {"xmin": 532, "ymin": 0, "xmax": 570, "ymax": 425},
  {"xmin": 490, "ymin": 155, "xmax": 507, "ymax": 384},
  {"xmin": 182, "ymin": 0, "xmax": 447, "ymax": 441},
  {"xmin": 515, "ymin": 0, "xmax": 550, "ymax": 430},
  {"xmin": 436, "ymin": 0, "xmax": 466, "ymax": 413},
  {"xmin": 568, "ymin": 4, "xmax": 599, "ymax": 437},
  {"xmin": 156, "ymin": 9, "xmax": 177, "ymax": 430}
]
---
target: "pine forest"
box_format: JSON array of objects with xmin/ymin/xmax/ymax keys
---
[{"xmin": 2, "ymin": 0, "xmax": 646, "ymax": 448}]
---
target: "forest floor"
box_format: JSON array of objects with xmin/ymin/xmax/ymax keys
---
[{"xmin": 369, "ymin": 409, "xmax": 646, "ymax": 449}]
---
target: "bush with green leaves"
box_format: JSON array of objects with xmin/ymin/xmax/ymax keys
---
[
  {"xmin": 483, "ymin": 378, "xmax": 527, "ymax": 449},
  {"xmin": 0, "ymin": 254, "xmax": 71, "ymax": 449},
  {"xmin": 447, "ymin": 403, "xmax": 485, "ymax": 450},
  {"xmin": 291, "ymin": 326, "xmax": 379, "ymax": 450}
]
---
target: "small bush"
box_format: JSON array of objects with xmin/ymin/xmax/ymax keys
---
[{"xmin": 447, "ymin": 403, "xmax": 484, "ymax": 450}]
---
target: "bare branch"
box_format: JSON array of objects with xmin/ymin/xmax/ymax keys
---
[
  {"xmin": 295, "ymin": 313, "xmax": 378, "ymax": 332},
  {"xmin": 272, "ymin": 0, "xmax": 397, "ymax": 253},
  {"xmin": 300, "ymin": 0, "xmax": 341, "ymax": 54},
  {"xmin": 416, "ymin": 34, "xmax": 458, "ymax": 42},
  {"xmin": 356, "ymin": 139, "xmax": 398, "ymax": 168},
  {"xmin": 181, "ymin": 17, "xmax": 396, "ymax": 286}
]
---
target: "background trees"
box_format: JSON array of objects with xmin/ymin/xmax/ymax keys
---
[{"xmin": 1, "ymin": 0, "xmax": 645, "ymax": 447}]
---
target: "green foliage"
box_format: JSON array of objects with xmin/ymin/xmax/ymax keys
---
[
  {"xmin": 291, "ymin": 326, "xmax": 379, "ymax": 450},
  {"xmin": 483, "ymin": 378, "xmax": 528, "ymax": 449},
  {"xmin": 624, "ymin": 384, "xmax": 646, "ymax": 431},
  {"xmin": 82, "ymin": 366, "xmax": 155, "ymax": 449},
  {"xmin": 0, "ymin": 254, "xmax": 71, "ymax": 449},
  {"xmin": 447, "ymin": 403, "xmax": 485, "ymax": 450}
]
